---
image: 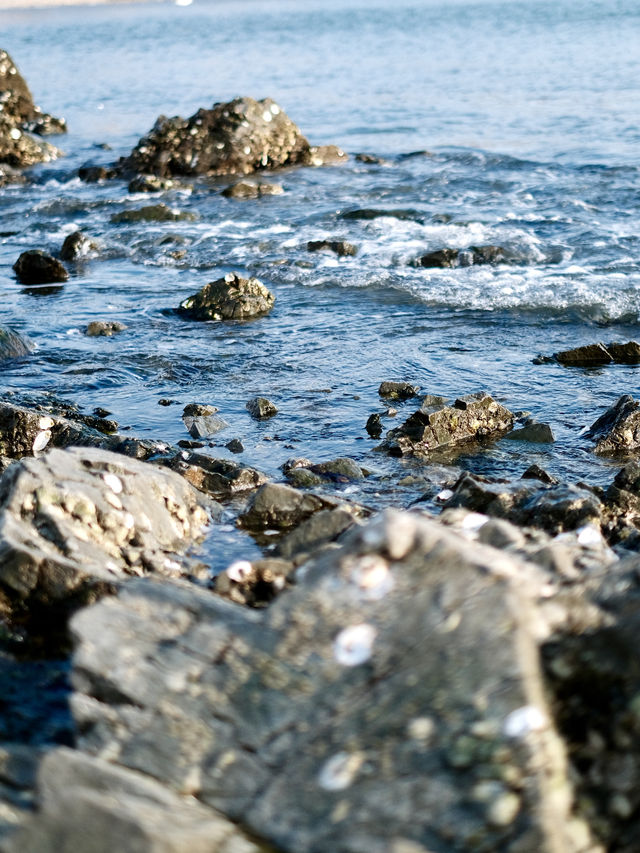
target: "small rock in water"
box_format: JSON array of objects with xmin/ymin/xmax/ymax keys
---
[
  {"xmin": 555, "ymin": 343, "xmax": 613, "ymax": 367},
  {"xmin": 78, "ymin": 164, "xmax": 117, "ymax": 182},
  {"xmin": 110, "ymin": 203, "xmax": 196, "ymax": 223},
  {"xmin": 307, "ymin": 239, "xmax": 358, "ymax": 257},
  {"xmin": 13, "ymin": 250, "xmax": 68, "ymax": 285},
  {"xmin": 225, "ymin": 438, "xmax": 244, "ymax": 453},
  {"xmin": 607, "ymin": 341, "xmax": 640, "ymax": 364},
  {"xmin": 222, "ymin": 180, "xmax": 284, "ymax": 199},
  {"xmin": 522, "ymin": 464, "xmax": 558, "ymax": 485},
  {"xmin": 307, "ymin": 144, "xmax": 348, "ymax": 166},
  {"xmin": 128, "ymin": 174, "xmax": 178, "ymax": 193},
  {"xmin": 415, "ymin": 245, "xmax": 509, "ymax": 268},
  {"xmin": 505, "ymin": 421, "xmax": 555, "ymax": 443},
  {"xmin": 365, "ymin": 413, "xmax": 383, "ymax": 438},
  {"xmin": 182, "ymin": 403, "xmax": 228, "ymax": 438},
  {"xmin": 0, "ymin": 325, "xmax": 33, "ymax": 360},
  {"xmin": 60, "ymin": 231, "xmax": 98, "ymax": 261},
  {"xmin": 585, "ymin": 394, "xmax": 640, "ymax": 455},
  {"xmin": 246, "ymin": 396, "xmax": 278, "ymax": 419},
  {"xmin": 355, "ymin": 152, "xmax": 387, "ymax": 164},
  {"xmin": 177, "ymin": 272, "xmax": 275, "ymax": 322},
  {"xmin": 378, "ymin": 380, "xmax": 420, "ymax": 400},
  {"xmin": 85, "ymin": 321, "xmax": 127, "ymax": 337}
]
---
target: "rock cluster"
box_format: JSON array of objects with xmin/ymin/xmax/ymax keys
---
[{"xmin": 415, "ymin": 244, "xmax": 509, "ymax": 268}]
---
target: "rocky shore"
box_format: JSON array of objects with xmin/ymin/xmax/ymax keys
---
[{"xmin": 2, "ymin": 49, "xmax": 640, "ymax": 853}]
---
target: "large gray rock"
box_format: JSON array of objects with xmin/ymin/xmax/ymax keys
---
[
  {"xmin": 64, "ymin": 510, "xmax": 596, "ymax": 853},
  {"xmin": 177, "ymin": 273, "xmax": 275, "ymax": 322},
  {"xmin": 383, "ymin": 392, "xmax": 514, "ymax": 457},
  {"xmin": 1, "ymin": 748, "xmax": 265, "ymax": 853},
  {"xmin": 122, "ymin": 97, "xmax": 312, "ymax": 178},
  {"xmin": 585, "ymin": 395, "xmax": 640, "ymax": 455},
  {"xmin": 0, "ymin": 446, "xmax": 209, "ymax": 621}
]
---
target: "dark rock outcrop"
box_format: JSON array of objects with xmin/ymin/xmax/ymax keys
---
[
  {"xmin": 306, "ymin": 240, "xmax": 357, "ymax": 257},
  {"xmin": 416, "ymin": 245, "xmax": 509, "ymax": 268},
  {"xmin": 539, "ymin": 341, "xmax": 640, "ymax": 368},
  {"xmin": 383, "ymin": 392, "xmax": 514, "ymax": 457},
  {"xmin": 121, "ymin": 97, "xmax": 313, "ymax": 178},
  {"xmin": 12, "ymin": 251, "xmax": 68, "ymax": 285},
  {"xmin": 585, "ymin": 395, "xmax": 640, "ymax": 455},
  {"xmin": 505, "ymin": 421, "xmax": 555, "ymax": 443},
  {"xmin": 0, "ymin": 49, "xmax": 66, "ymax": 135},
  {"xmin": 378, "ymin": 380, "xmax": 420, "ymax": 400},
  {"xmin": 177, "ymin": 273, "xmax": 275, "ymax": 322}
]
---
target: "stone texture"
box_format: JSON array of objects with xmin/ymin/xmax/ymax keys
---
[
  {"xmin": 383, "ymin": 393, "xmax": 514, "ymax": 457},
  {"xmin": 60, "ymin": 232, "xmax": 98, "ymax": 262},
  {"xmin": 505, "ymin": 422, "xmax": 555, "ymax": 443},
  {"xmin": 238, "ymin": 482, "xmax": 337, "ymax": 531},
  {"xmin": 1, "ymin": 748, "xmax": 265, "ymax": 853},
  {"xmin": 161, "ymin": 451, "xmax": 267, "ymax": 500},
  {"xmin": 85, "ymin": 321, "xmax": 127, "ymax": 338},
  {"xmin": 246, "ymin": 397, "xmax": 277, "ymax": 420},
  {"xmin": 182, "ymin": 405, "xmax": 229, "ymax": 439},
  {"xmin": 0, "ymin": 328, "xmax": 32, "ymax": 361},
  {"xmin": 64, "ymin": 510, "xmax": 597, "ymax": 853},
  {"xmin": 0, "ymin": 50, "xmax": 65, "ymax": 134},
  {"xmin": 555, "ymin": 344, "xmax": 613, "ymax": 367},
  {"xmin": 585, "ymin": 395, "xmax": 640, "ymax": 455},
  {"xmin": 12, "ymin": 251, "xmax": 68, "ymax": 285},
  {"xmin": 128, "ymin": 174, "xmax": 179, "ymax": 193},
  {"xmin": 378, "ymin": 381, "xmax": 420, "ymax": 400},
  {"xmin": 0, "ymin": 117, "xmax": 60, "ymax": 169},
  {"xmin": 122, "ymin": 97, "xmax": 313, "ymax": 178},
  {"xmin": 0, "ymin": 446, "xmax": 209, "ymax": 621},
  {"xmin": 177, "ymin": 273, "xmax": 275, "ymax": 322}
]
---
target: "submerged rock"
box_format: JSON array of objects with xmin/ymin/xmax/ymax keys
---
[
  {"xmin": 383, "ymin": 392, "xmax": 514, "ymax": 457},
  {"xmin": 585, "ymin": 395, "xmax": 640, "ymax": 455},
  {"xmin": 306, "ymin": 144, "xmax": 348, "ymax": 166},
  {"xmin": 505, "ymin": 421, "xmax": 555, "ymax": 443},
  {"xmin": 555, "ymin": 343, "xmax": 613, "ymax": 367},
  {"xmin": 182, "ymin": 403, "xmax": 228, "ymax": 438},
  {"xmin": 122, "ymin": 97, "xmax": 314, "ymax": 178},
  {"xmin": 60, "ymin": 231, "xmax": 98, "ymax": 262},
  {"xmin": 127, "ymin": 173, "xmax": 178, "ymax": 193},
  {"xmin": 12, "ymin": 251, "xmax": 68, "ymax": 285},
  {"xmin": 415, "ymin": 245, "xmax": 509, "ymax": 268},
  {"xmin": 307, "ymin": 240, "xmax": 357, "ymax": 257},
  {"xmin": 110, "ymin": 204, "xmax": 196, "ymax": 224},
  {"xmin": 85, "ymin": 321, "xmax": 127, "ymax": 337},
  {"xmin": 0, "ymin": 446, "xmax": 209, "ymax": 623},
  {"xmin": 378, "ymin": 380, "xmax": 420, "ymax": 400},
  {"xmin": 78, "ymin": 164, "xmax": 118, "ymax": 183},
  {"xmin": 177, "ymin": 273, "xmax": 275, "ymax": 322},
  {"xmin": 221, "ymin": 179, "xmax": 284, "ymax": 199},
  {"xmin": 246, "ymin": 396, "xmax": 277, "ymax": 419},
  {"xmin": 58, "ymin": 510, "xmax": 594, "ymax": 853},
  {"xmin": 0, "ymin": 327, "xmax": 32, "ymax": 361},
  {"xmin": 339, "ymin": 207, "xmax": 424, "ymax": 223}
]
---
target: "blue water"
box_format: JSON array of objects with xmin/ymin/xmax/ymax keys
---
[{"xmin": 1, "ymin": 0, "xmax": 640, "ymax": 568}]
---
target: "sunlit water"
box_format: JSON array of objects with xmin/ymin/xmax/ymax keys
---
[{"xmin": 2, "ymin": 0, "xmax": 640, "ymax": 570}]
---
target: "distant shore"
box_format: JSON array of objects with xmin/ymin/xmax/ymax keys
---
[{"xmin": 0, "ymin": 0, "xmax": 163, "ymax": 8}]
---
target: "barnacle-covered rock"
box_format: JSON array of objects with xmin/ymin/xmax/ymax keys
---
[{"xmin": 176, "ymin": 272, "xmax": 275, "ymax": 322}]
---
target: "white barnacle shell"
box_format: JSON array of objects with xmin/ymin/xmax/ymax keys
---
[
  {"xmin": 102, "ymin": 473, "xmax": 123, "ymax": 494},
  {"xmin": 502, "ymin": 705, "xmax": 547, "ymax": 739},
  {"xmin": 32, "ymin": 430, "xmax": 51, "ymax": 453},
  {"xmin": 333, "ymin": 623, "xmax": 376, "ymax": 666},
  {"xmin": 317, "ymin": 751, "xmax": 364, "ymax": 791},
  {"xmin": 350, "ymin": 554, "xmax": 394, "ymax": 600},
  {"xmin": 226, "ymin": 560, "xmax": 253, "ymax": 582}
]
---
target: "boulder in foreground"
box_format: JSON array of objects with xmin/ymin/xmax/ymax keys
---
[
  {"xmin": 56, "ymin": 510, "xmax": 595, "ymax": 853},
  {"xmin": 122, "ymin": 97, "xmax": 313, "ymax": 178},
  {"xmin": 177, "ymin": 273, "xmax": 275, "ymax": 322}
]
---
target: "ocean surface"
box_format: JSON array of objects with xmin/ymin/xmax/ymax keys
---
[{"xmin": 2, "ymin": 0, "xmax": 640, "ymax": 570}]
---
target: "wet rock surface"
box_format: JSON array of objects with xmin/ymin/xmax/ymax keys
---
[
  {"xmin": 378, "ymin": 380, "xmax": 420, "ymax": 400},
  {"xmin": 177, "ymin": 273, "xmax": 275, "ymax": 322},
  {"xmin": 182, "ymin": 404, "xmax": 229, "ymax": 439},
  {"xmin": 539, "ymin": 341, "xmax": 640, "ymax": 367},
  {"xmin": 415, "ymin": 244, "xmax": 510, "ymax": 268},
  {"xmin": 306, "ymin": 239, "xmax": 357, "ymax": 257},
  {"xmin": 0, "ymin": 49, "xmax": 65, "ymax": 135},
  {"xmin": 246, "ymin": 397, "xmax": 278, "ymax": 420},
  {"xmin": 60, "ymin": 231, "xmax": 98, "ymax": 262},
  {"xmin": 84, "ymin": 321, "xmax": 127, "ymax": 337},
  {"xmin": 110, "ymin": 203, "xmax": 196, "ymax": 224},
  {"xmin": 28, "ymin": 510, "xmax": 599, "ymax": 853},
  {"xmin": 383, "ymin": 392, "xmax": 514, "ymax": 457},
  {"xmin": 222, "ymin": 180, "xmax": 284, "ymax": 199},
  {"xmin": 585, "ymin": 395, "xmax": 640, "ymax": 455},
  {"xmin": 12, "ymin": 251, "xmax": 68, "ymax": 285},
  {"xmin": 0, "ymin": 328, "xmax": 32, "ymax": 361},
  {"xmin": 122, "ymin": 97, "xmax": 314, "ymax": 178},
  {"xmin": 162, "ymin": 451, "xmax": 267, "ymax": 500}
]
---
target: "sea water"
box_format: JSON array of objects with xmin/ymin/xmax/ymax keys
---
[{"xmin": 1, "ymin": 0, "xmax": 640, "ymax": 569}]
